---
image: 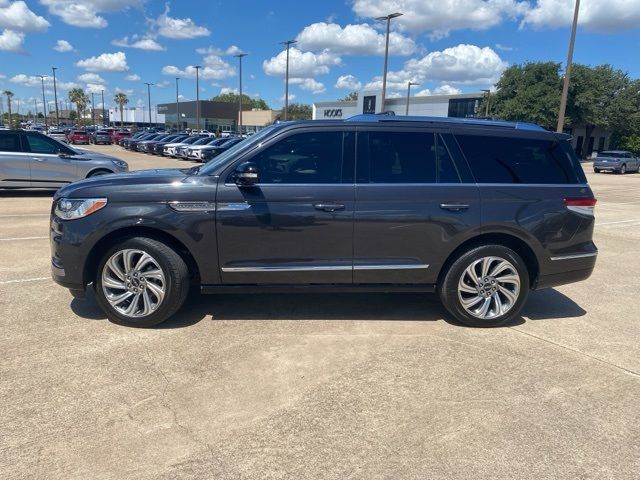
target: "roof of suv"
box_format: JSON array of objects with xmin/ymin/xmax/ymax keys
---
[{"xmin": 343, "ymin": 114, "xmax": 546, "ymax": 131}]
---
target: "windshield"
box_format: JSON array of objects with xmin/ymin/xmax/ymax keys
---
[
  {"xmin": 180, "ymin": 136, "xmax": 204, "ymax": 145},
  {"xmin": 600, "ymin": 151, "xmax": 624, "ymax": 158},
  {"xmin": 192, "ymin": 137, "xmax": 213, "ymax": 146},
  {"xmin": 199, "ymin": 126, "xmax": 280, "ymax": 175}
]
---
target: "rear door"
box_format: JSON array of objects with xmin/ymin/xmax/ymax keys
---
[
  {"xmin": 24, "ymin": 132, "xmax": 77, "ymax": 186},
  {"xmin": 0, "ymin": 132, "xmax": 30, "ymax": 186},
  {"xmin": 353, "ymin": 128, "xmax": 480, "ymax": 284},
  {"xmin": 216, "ymin": 127, "xmax": 356, "ymax": 284}
]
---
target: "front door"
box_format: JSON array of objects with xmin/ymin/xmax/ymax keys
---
[
  {"xmin": 353, "ymin": 129, "xmax": 480, "ymax": 284},
  {"xmin": 0, "ymin": 132, "xmax": 30, "ymax": 186},
  {"xmin": 216, "ymin": 129, "xmax": 355, "ymax": 284},
  {"xmin": 24, "ymin": 132, "xmax": 77, "ymax": 186}
]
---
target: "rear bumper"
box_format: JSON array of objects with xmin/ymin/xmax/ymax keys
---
[{"xmin": 535, "ymin": 251, "xmax": 597, "ymax": 290}]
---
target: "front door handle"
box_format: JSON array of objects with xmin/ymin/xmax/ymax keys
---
[
  {"xmin": 33, "ymin": 157, "xmax": 47, "ymax": 162},
  {"xmin": 314, "ymin": 203, "xmax": 345, "ymax": 212},
  {"xmin": 440, "ymin": 203, "xmax": 469, "ymax": 211}
]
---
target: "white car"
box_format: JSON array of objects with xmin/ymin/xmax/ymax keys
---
[
  {"xmin": 162, "ymin": 136, "xmax": 206, "ymax": 157},
  {"xmin": 186, "ymin": 138, "xmax": 228, "ymax": 160},
  {"xmin": 48, "ymin": 129, "xmax": 68, "ymax": 143}
]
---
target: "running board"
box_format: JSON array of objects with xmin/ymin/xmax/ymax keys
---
[{"xmin": 200, "ymin": 284, "xmax": 437, "ymax": 294}]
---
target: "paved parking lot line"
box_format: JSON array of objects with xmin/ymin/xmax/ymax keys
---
[
  {"xmin": 0, "ymin": 236, "xmax": 48, "ymax": 241},
  {"xmin": 0, "ymin": 276, "xmax": 50, "ymax": 285},
  {"xmin": 595, "ymin": 219, "xmax": 640, "ymax": 226},
  {"xmin": 0, "ymin": 214, "xmax": 49, "ymax": 218}
]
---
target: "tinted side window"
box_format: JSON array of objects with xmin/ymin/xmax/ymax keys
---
[
  {"xmin": 0, "ymin": 133, "xmax": 22, "ymax": 152},
  {"xmin": 456, "ymin": 134, "xmax": 580, "ymax": 184},
  {"xmin": 25, "ymin": 134, "xmax": 63, "ymax": 154},
  {"xmin": 252, "ymin": 131, "xmax": 346, "ymax": 184},
  {"xmin": 367, "ymin": 131, "xmax": 436, "ymax": 183},
  {"xmin": 435, "ymin": 134, "xmax": 461, "ymax": 183}
]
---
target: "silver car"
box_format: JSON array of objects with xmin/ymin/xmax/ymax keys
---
[
  {"xmin": 593, "ymin": 150, "xmax": 640, "ymax": 174},
  {"xmin": 0, "ymin": 130, "xmax": 128, "ymax": 189}
]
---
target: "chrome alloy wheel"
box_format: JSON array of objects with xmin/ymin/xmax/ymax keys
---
[
  {"xmin": 101, "ymin": 249, "xmax": 166, "ymax": 318},
  {"xmin": 457, "ymin": 256, "xmax": 521, "ymax": 320}
]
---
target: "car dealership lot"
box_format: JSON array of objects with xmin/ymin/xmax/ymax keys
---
[{"xmin": 1, "ymin": 147, "xmax": 639, "ymax": 479}]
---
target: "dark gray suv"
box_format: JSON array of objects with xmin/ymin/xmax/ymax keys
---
[{"xmin": 50, "ymin": 115, "xmax": 597, "ymax": 328}]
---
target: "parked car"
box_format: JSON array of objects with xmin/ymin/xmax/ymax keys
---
[
  {"xmin": 593, "ymin": 150, "xmax": 640, "ymax": 174},
  {"xmin": 48, "ymin": 129, "xmax": 68, "ymax": 143},
  {"xmin": 50, "ymin": 115, "xmax": 597, "ymax": 328},
  {"xmin": 150, "ymin": 134, "xmax": 190, "ymax": 155},
  {"xmin": 91, "ymin": 130, "xmax": 112, "ymax": 145},
  {"xmin": 198, "ymin": 138, "xmax": 243, "ymax": 162},
  {"xmin": 176, "ymin": 136, "xmax": 219, "ymax": 159},
  {"xmin": 120, "ymin": 131, "xmax": 146, "ymax": 148},
  {"xmin": 184, "ymin": 137, "xmax": 227, "ymax": 160},
  {"xmin": 136, "ymin": 134, "xmax": 175, "ymax": 153},
  {"xmin": 67, "ymin": 130, "xmax": 90, "ymax": 145},
  {"xmin": 127, "ymin": 133, "xmax": 163, "ymax": 151},
  {"xmin": 111, "ymin": 130, "xmax": 131, "ymax": 143},
  {"xmin": 1, "ymin": 130, "xmax": 128, "ymax": 189},
  {"xmin": 162, "ymin": 135, "xmax": 206, "ymax": 157}
]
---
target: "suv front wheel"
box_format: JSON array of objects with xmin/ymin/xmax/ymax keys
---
[
  {"xmin": 439, "ymin": 245, "xmax": 530, "ymax": 327},
  {"xmin": 94, "ymin": 237, "xmax": 189, "ymax": 327}
]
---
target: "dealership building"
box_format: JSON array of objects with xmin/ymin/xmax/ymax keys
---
[{"xmin": 312, "ymin": 91, "xmax": 612, "ymax": 155}]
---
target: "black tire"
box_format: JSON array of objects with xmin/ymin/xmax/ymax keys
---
[
  {"xmin": 619, "ymin": 164, "xmax": 627, "ymax": 174},
  {"xmin": 87, "ymin": 169, "xmax": 113, "ymax": 178},
  {"xmin": 94, "ymin": 237, "xmax": 189, "ymax": 327},
  {"xmin": 438, "ymin": 244, "xmax": 530, "ymax": 327},
  {"xmin": 594, "ymin": 168, "xmax": 600, "ymax": 173}
]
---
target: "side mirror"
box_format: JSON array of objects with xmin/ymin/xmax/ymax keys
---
[{"xmin": 234, "ymin": 161, "xmax": 259, "ymax": 186}]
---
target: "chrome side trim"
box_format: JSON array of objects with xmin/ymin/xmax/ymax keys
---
[
  {"xmin": 222, "ymin": 264, "xmax": 429, "ymax": 273},
  {"xmin": 217, "ymin": 203, "xmax": 251, "ymax": 211},
  {"xmin": 354, "ymin": 264, "xmax": 429, "ymax": 270},
  {"xmin": 168, "ymin": 201, "xmax": 216, "ymax": 212},
  {"xmin": 550, "ymin": 252, "xmax": 598, "ymax": 261},
  {"xmin": 222, "ymin": 265, "xmax": 352, "ymax": 273}
]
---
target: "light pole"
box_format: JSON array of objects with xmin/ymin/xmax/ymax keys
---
[
  {"xmin": 91, "ymin": 92, "xmax": 96, "ymax": 126},
  {"xmin": 144, "ymin": 82, "xmax": 154, "ymax": 127},
  {"xmin": 33, "ymin": 98, "xmax": 37, "ymax": 122},
  {"xmin": 376, "ymin": 12, "xmax": 403, "ymax": 113},
  {"xmin": 557, "ymin": 0, "xmax": 580, "ymax": 133},
  {"xmin": 194, "ymin": 65, "xmax": 202, "ymax": 132},
  {"xmin": 101, "ymin": 89, "xmax": 105, "ymax": 126},
  {"xmin": 481, "ymin": 89, "xmax": 491, "ymax": 117},
  {"xmin": 234, "ymin": 53, "xmax": 247, "ymax": 135},
  {"xmin": 405, "ymin": 81, "xmax": 419, "ymax": 115},
  {"xmin": 280, "ymin": 39, "xmax": 297, "ymax": 120},
  {"xmin": 37, "ymin": 75, "xmax": 48, "ymax": 129},
  {"xmin": 51, "ymin": 67, "xmax": 59, "ymax": 126},
  {"xmin": 175, "ymin": 77, "xmax": 180, "ymax": 130}
]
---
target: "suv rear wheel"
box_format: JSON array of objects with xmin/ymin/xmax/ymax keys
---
[
  {"xmin": 94, "ymin": 237, "xmax": 189, "ymax": 327},
  {"xmin": 439, "ymin": 245, "xmax": 529, "ymax": 327}
]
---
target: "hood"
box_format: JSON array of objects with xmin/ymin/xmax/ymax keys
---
[{"xmin": 54, "ymin": 168, "xmax": 198, "ymax": 201}]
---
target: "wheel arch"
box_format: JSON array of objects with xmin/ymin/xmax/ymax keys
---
[
  {"xmin": 437, "ymin": 232, "xmax": 540, "ymax": 289},
  {"xmin": 84, "ymin": 226, "xmax": 200, "ymax": 287},
  {"xmin": 85, "ymin": 168, "xmax": 115, "ymax": 178}
]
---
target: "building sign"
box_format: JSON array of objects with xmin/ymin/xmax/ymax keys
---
[
  {"xmin": 363, "ymin": 95, "xmax": 376, "ymax": 114},
  {"xmin": 157, "ymin": 105, "xmax": 169, "ymax": 113},
  {"xmin": 323, "ymin": 108, "xmax": 342, "ymax": 118}
]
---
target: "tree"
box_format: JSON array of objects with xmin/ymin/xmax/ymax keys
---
[
  {"xmin": 480, "ymin": 62, "xmax": 562, "ymax": 130},
  {"xmin": 113, "ymin": 92, "xmax": 129, "ymax": 127},
  {"xmin": 211, "ymin": 92, "xmax": 270, "ymax": 110},
  {"xmin": 283, "ymin": 103, "xmax": 312, "ymax": 120},
  {"xmin": 3, "ymin": 90, "xmax": 13, "ymax": 128},
  {"xmin": 340, "ymin": 91, "xmax": 358, "ymax": 101},
  {"xmin": 567, "ymin": 64, "xmax": 634, "ymax": 158},
  {"xmin": 68, "ymin": 88, "xmax": 89, "ymax": 126}
]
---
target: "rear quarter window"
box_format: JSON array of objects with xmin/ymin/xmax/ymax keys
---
[
  {"xmin": 0, "ymin": 133, "xmax": 22, "ymax": 152},
  {"xmin": 455, "ymin": 134, "xmax": 583, "ymax": 184}
]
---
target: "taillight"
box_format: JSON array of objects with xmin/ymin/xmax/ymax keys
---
[{"xmin": 564, "ymin": 197, "xmax": 597, "ymax": 216}]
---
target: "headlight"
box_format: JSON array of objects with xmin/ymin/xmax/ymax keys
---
[
  {"xmin": 55, "ymin": 198, "xmax": 108, "ymax": 220},
  {"xmin": 112, "ymin": 160, "xmax": 128, "ymax": 169}
]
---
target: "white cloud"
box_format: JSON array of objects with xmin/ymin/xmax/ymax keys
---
[
  {"xmin": 76, "ymin": 51, "xmax": 129, "ymax": 72},
  {"xmin": 40, "ymin": 0, "xmax": 142, "ymax": 29},
  {"xmin": 195, "ymin": 45, "xmax": 244, "ymax": 56},
  {"xmin": 10, "ymin": 73, "xmax": 79, "ymax": 90},
  {"xmin": 85, "ymin": 83, "xmax": 106, "ymax": 94},
  {"xmin": 115, "ymin": 87, "xmax": 134, "ymax": 95},
  {"xmin": 0, "ymin": 29, "xmax": 24, "ymax": 52},
  {"xmin": 263, "ymin": 47, "xmax": 341, "ymax": 78},
  {"xmin": 279, "ymin": 93, "xmax": 296, "ymax": 102},
  {"xmin": 220, "ymin": 87, "xmax": 239, "ymax": 95},
  {"xmin": 290, "ymin": 78, "xmax": 326, "ymax": 94},
  {"xmin": 161, "ymin": 63, "xmax": 234, "ymax": 81},
  {"xmin": 54, "ymin": 39, "xmax": 73, "ymax": 52},
  {"xmin": 415, "ymin": 88, "xmax": 431, "ymax": 96},
  {"xmin": 77, "ymin": 73, "xmax": 105, "ymax": 83},
  {"xmin": 296, "ymin": 22, "xmax": 416, "ymax": 56},
  {"xmin": 352, "ymin": 0, "xmax": 528, "ymax": 38},
  {"xmin": 125, "ymin": 74, "xmax": 140, "ymax": 81},
  {"xmin": 0, "ymin": 1, "xmax": 50, "ymax": 32},
  {"xmin": 434, "ymin": 84, "xmax": 463, "ymax": 95},
  {"xmin": 112, "ymin": 36, "xmax": 165, "ymax": 51},
  {"xmin": 521, "ymin": 0, "xmax": 640, "ymax": 32},
  {"xmin": 495, "ymin": 43, "xmax": 513, "ymax": 51},
  {"xmin": 405, "ymin": 44, "xmax": 507, "ymax": 85},
  {"xmin": 154, "ymin": 4, "xmax": 210, "ymax": 39},
  {"xmin": 335, "ymin": 74, "xmax": 362, "ymax": 90}
]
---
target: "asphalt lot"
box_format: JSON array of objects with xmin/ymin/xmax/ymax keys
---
[{"xmin": 1, "ymin": 144, "xmax": 639, "ymax": 479}]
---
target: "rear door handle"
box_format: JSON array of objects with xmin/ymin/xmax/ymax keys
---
[
  {"xmin": 440, "ymin": 203, "xmax": 469, "ymax": 211},
  {"xmin": 33, "ymin": 157, "xmax": 47, "ymax": 162},
  {"xmin": 314, "ymin": 203, "xmax": 345, "ymax": 212}
]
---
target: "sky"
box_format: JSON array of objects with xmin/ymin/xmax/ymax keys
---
[{"xmin": 0, "ymin": 0, "xmax": 639, "ymax": 114}]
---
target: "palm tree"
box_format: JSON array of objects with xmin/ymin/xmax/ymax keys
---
[
  {"xmin": 3, "ymin": 90, "xmax": 14, "ymax": 128},
  {"xmin": 113, "ymin": 92, "xmax": 129, "ymax": 127},
  {"xmin": 68, "ymin": 88, "xmax": 89, "ymax": 127}
]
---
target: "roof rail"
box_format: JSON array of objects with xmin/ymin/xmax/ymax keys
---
[{"xmin": 344, "ymin": 114, "xmax": 546, "ymax": 131}]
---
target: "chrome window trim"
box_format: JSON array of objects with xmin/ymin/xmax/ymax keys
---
[{"xmin": 550, "ymin": 252, "xmax": 598, "ymax": 261}]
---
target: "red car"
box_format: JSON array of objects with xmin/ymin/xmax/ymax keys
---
[
  {"xmin": 111, "ymin": 130, "xmax": 131, "ymax": 143},
  {"xmin": 67, "ymin": 130, "xmax": 90, "ymax": 145}
]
